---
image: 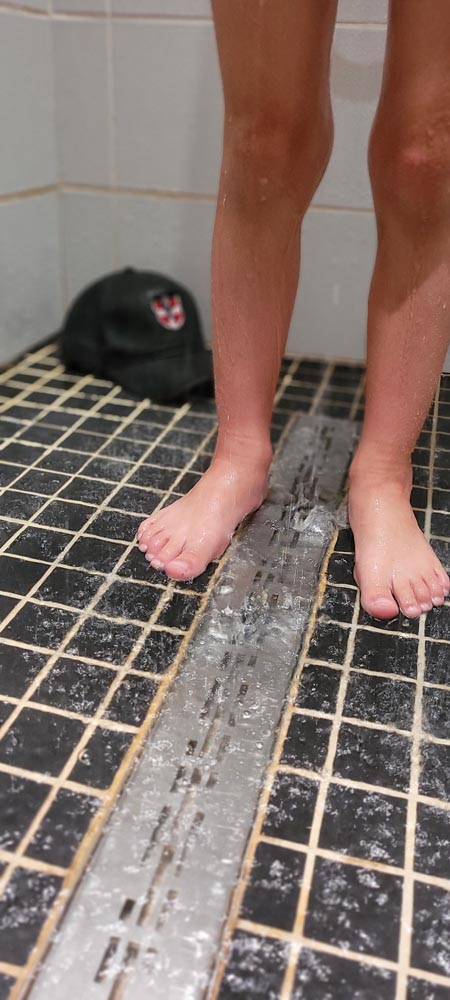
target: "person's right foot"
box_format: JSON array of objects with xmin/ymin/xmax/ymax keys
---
[{"xmin": 136, "ymin": 448, "xmax": 271, "ymax": 582}]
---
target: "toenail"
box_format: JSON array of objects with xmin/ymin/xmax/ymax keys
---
[
  {"xmin": 138, "ymin": 543, "xmax": 147, "ymax": 552},
  {"xmin": 420, "ymin": 603, "xmax": 432, "ymax": 612},
  {"xmin": 171, "ymin": 561, "xmax": 188, "ymax": 573},
  {"xmin": 405, "ymin": 605, "xmax": 420, "ymax": 616},
  {"xmin": 432, "ymin": 595, "xmax": 444, "ymax": 605},
  {"xmin": 151, "ymin": 559, "xmax": 164, "ymax": 569}
]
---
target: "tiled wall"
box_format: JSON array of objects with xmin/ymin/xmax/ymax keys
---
[
  {"xmin": 0, "ymin": 3, "xmax": 62, "ymax": 364},
  {"xmin": 53, "ymin": 0, "xmax": 390, "ymax": 363},
  {"xmin": 4, "ymin": 2, "xmax": 450, "ymax": 369}
]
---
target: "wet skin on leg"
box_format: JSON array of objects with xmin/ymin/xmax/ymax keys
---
[
  {"xmin": 137, "ymin": 0, "xmax": 338, "ymax": 580},
  {"xmin": 348, "ymin": 0, "xmax": 450, "ymax": 618}
]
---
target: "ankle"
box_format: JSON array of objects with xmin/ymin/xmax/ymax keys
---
[
  {"xmin": 214, "ymin": 432, "xmax": 273, "ymax": 469},
  {"xmin": 349, "ymin": 445, "xmax": 412, "ymax": 489}
]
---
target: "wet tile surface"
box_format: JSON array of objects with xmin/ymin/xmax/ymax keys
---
[
  {"xmin": 1, "ymin": 344, "xmax": 449, "ymax": 1000},
  {"xmin": 215, "ymin": 370, "xmax": 450, "ymax": 1000}
]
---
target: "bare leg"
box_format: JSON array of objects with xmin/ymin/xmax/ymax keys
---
[
  {"xmin": 137, "ymin": 0, "xmax": 337, "ymax": 580},
  {"xmin": 349, "ymin": 0, "xmax": 450, "ymax": 619}
]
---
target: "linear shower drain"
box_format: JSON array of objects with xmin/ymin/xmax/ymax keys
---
[{"xmin": 30, "ymin": 415, "xmax": 359, "ymax": 1000}]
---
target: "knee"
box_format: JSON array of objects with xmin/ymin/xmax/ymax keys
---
[
  {"xmin": 222, "ymin": 104, "xmax": 333, "ymax": 212},
  {"xmin": 369, "ymin": 115, "xmax": 450, "ymax": 226}
]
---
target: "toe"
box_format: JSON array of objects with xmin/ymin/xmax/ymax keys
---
[
  {"xmin": 355, "ymin": 571, "xmax": 399, "ymax": 621},
  {"xmin": 154, "ymin": 535, "xmax": 186, "ymax": 567},
  {"xmin": 393, "ymin": 578, "xmax": 422, "ymax": 618},
  {"xmin": 428, "ymin": 572, "xmax": 446, "ymax": 606},
  {"xmin": 164, "ymin": 551, "xmax": 207, "ymax": 581},
  {"xmin": 411, "ymin": 578, "xmax": 433, "ymax": 613},
  {"xmin": 145, "ymin": 531, "xmax": 170, "ymax": 559},
  {"xmin": 137, "ymin": 515, "xmax": 159, "ymax": 541}
]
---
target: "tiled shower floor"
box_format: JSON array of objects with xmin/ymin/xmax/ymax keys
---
[{"xmin": 0, "ymin": 339, "xmax": 448, "ymax": 1000}]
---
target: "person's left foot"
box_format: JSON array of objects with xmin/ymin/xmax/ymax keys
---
[{"xmin": 348, "ymin": 455, "xmax": 450, "ymax": 620}]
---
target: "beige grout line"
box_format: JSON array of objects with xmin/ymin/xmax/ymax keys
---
[
  {"xmin": 207, "ymin": 536, "xmax": 336, "ymax": 1000},
  {"xmin": 0, "ymin": 849, "xmax": 66, "ymax": 879},
  {"xmin": 395, "ymin": 390, "xmax": 441, "ymax": 1000},
  {"xmin": 0, "ymin": 184, "xmax": 57, "ymax": 205},
  {"xmin": 0, "ymin": 759, "xmax": 108, "ymax": 799},
  {"xmin": 3, "ymin": 358, "xmax": 304, "ymax": 995},
  {"xmin": 279, "ymin": 573, "xmax": 362, "ymax": 997}
]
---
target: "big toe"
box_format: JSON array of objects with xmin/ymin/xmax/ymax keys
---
[
  {"xmin": 355, "ymin": 565, "xmax": 400, "ymax": 620},
  {"xmin": 164, "ymin": 551, "xmax": 207, "ymax": 581}
]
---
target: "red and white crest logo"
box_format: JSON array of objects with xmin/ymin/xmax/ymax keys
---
[{"xmin": 150, "ymin": 293, "xmax": 186, "ymax": 331}]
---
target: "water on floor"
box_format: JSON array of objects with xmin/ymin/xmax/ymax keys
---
[{"xmin": 0, "ymin": 341, "xmax": 448, "ymax": 1000}]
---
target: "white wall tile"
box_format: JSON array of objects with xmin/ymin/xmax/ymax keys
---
[
  {"xmin": 112, "ymin": 20, "xmax": 223, "ymax": 193},
  {"xmin": 313, "ymin": 24, "xmax": 386, "ymax": 210},
  {"xmin": 0, "ymin": 194, "xmax": 62, "ymax": 363},
  {"xmin": 52, "ymin": 0, "xmax": 107, "ymax": 12},
  {"xmin": 59, "ymin": 190, "xmax": 115, "ymax": 307},
  {"xmin": 53, "ymin": 19, "xmax": 110, "ymax": 184},
  {"xmin": 0, "ymin": 11, "xmax": 56, "ymax": 195},
  {"xmin": 289, "ymin": 207, "xmax": 376, "ymax": 360},
  {"xmin": 337, "ymin": 0, "xmax": 388, "ymax": 22},
  {"xmin": 115, "ymin": 194, "xmax": 215, "ymax": 342},
  {"xmin": 111, "ymin": 0, "xmax": 210, "ymax": 13}
]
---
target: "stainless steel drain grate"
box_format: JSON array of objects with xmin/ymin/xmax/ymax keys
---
[{"xmin": 30, "ymin": 415, "xmax": 359, "ymax": 1000}]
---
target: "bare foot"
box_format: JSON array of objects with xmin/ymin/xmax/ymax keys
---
[
  {"xmin": 348, "ymin": 456, "xmax": 450, "ymax": 620},
  {"xmin": 136, "ymin": 448, "xmax": 271, "ymax": 581}
]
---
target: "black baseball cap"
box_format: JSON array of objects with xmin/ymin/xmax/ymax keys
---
[{"xmin": 60, "ymin": 267, "xmax": 215, "ymax": 403}]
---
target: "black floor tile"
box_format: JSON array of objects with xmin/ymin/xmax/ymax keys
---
[
  {"xmin": 35, "ymin": 499, "xmax": 95, "ymax": 532},
  {"xmin": 280, "ymin": 714, "xmax": 332, "ymax": 773},
  {"xmin": 0, "ymin": 643, "xmax": 48, "ymax": 697},
  {"xmin": 295, "ymin": 664, "xmax": 341, "ymax": 715},
  {"xmin": 318, "ymin": 585, "xmax": 355, "ymax": 623},
  {"xmin": 412, "ymin": 881, "xmax": 450, "ymax": 976},
  {"xmin": 157, "ymin": 592, "xmax": 202, "ymax": 631},
  {"xmin": 27, "ymin": 788, "xmax": 100, "ymax": 868},
  {"xmin": 69, "ymin": 726, "xmax": 133, "ymax": 789},
  {"xmin": 420, "ymin": 740, "xmax": 450, "ymax": 802},
  {"xmin": 59, "ymin": 476, "xmax": 114, "ymax": 505},
  {"xmin": 415, "ymin": 802, "xmax": 450, "ymax": 880},
  {"xmin": 293, "ymin": 948, "xmax": 397, "ymax": 1000},
  {"xmin": 240, "ymin": 840, "xmax": 304, "ymax": 932},
  {"xmin": 0, "ymin": 707, "xmax": 84, "ymax": 776},
  {"xmin": 1, "ymin": 602, "xmax": 79, "ymax": 650},
  {"xmin": 0, "ymin": 489, "xmax": 45, "ymax": 520},
  {"xmin": 108, "ymin": 484, "xmax": 161, "ymax": 514},
  {"xmin": 82, "ymin": 456, "xmax": 134, "ymax": 483},
  {"xmin": 12, "ymin": 468, "xmax": 69, "ymax": 495},
  {"xmin": 66, "ymin": 617, "xmax": 142, "ymax": 666},
  {"xmin": 304, "ymin": 857, "xmax": 403, "ymax": 960},
  {"xmin": 422, "ymin": 686, "xmax": 450, "ymax": 740},
  {"xmin": 0, "ymin": 974, "xmax": 16, "ymax": 1000},
  {"xmin": 217, "ymin": 930, "xmax": 288, "ymax": 1000},
  {"xmin": 34, "ymin": 566, "xmax": 103, "ymax": 610},
  {"xmin": 95, "ymin": 579, "xmax": 162, "ymax": 621},
  {"xmin": 62, "ymin": 536, "xmax": 127, "ymax": 574},
  {"xmin": 86, "ymin": 509, "xmax": 142, "ymax": 541},
  {"xmin": 63, "ymin": 430, "xmax": 107, "ymax": 453},
  {"xmin": 0, "ymin": 771, "xmax": 49, "ymax": 852},
  {"xmin": 326, "ymin": 552, "xmax": 355, "ymax": 586},
  {"xmin": 307, "ymin": 619, "xmax": 349, "ymax": 665},
  {"xmin": 0, "ymin": 595, "xmax": 17, "ymax": 618},
  {"xmin": 262, "ymin": 772, "xmax": 318, "ymax": 845},
  {"xmin": 0, "ymin": 555, "xmax": 48, "ymax": 596},
  {"xmin": 431, "ymin": 511, "xmax": 450, "ymax": 537},
  {"xmin": 424, "ymin": 604, "xmax": 450, "ymax": 640},
  {"xmin": 352, "ymin": 629, "xmax": 419, "ymax": 678},
  {"xmin": 6, "ymin": 526, "xmax": 73, "ymax": 561},
  {"xmin": 99, "ymin": 438, "xmax": 149, "ymax": 462},
  {"xmin": 38, "ymin": 449, "xmax": 87, "ymax": 475},
  {"xmin": 103, "ymin": 674, "xmax": 158, "ymax": 726},
  {"xmin": 0, "ymin": 867, "xmax": 62, "ymax": 965},
  {"xmin": 333, "ymin": 723, "xmax": 411, "ymax": 792},
  {"xmin": 343, "ymin": 673, "xmax": 415, "ymax": 730},
  {"xmin": 131, "ymin": 629, "xmax": 184, "ymax": 674},
  {"xmin": 319, "ymin": 784, "xmax": 407, "ymax": 866},
  {"xmin": 407, "ymin": 977, "xmax": 450, "ymax": 999},
  {"xmin": 0, "ymin": 441, "xmax": 44, "ymax": 465},
  {"xmin": 33, "ymin": 657, "xmax": 115, "ymax": 715},
  {"xmin": 424, "ymin": 640, "xmax": 450, "ymax": 685}
]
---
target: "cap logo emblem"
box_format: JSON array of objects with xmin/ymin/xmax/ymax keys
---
[{"xmin": 150, "ymin": 294, "xmax": 186, "ymax": 331}]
